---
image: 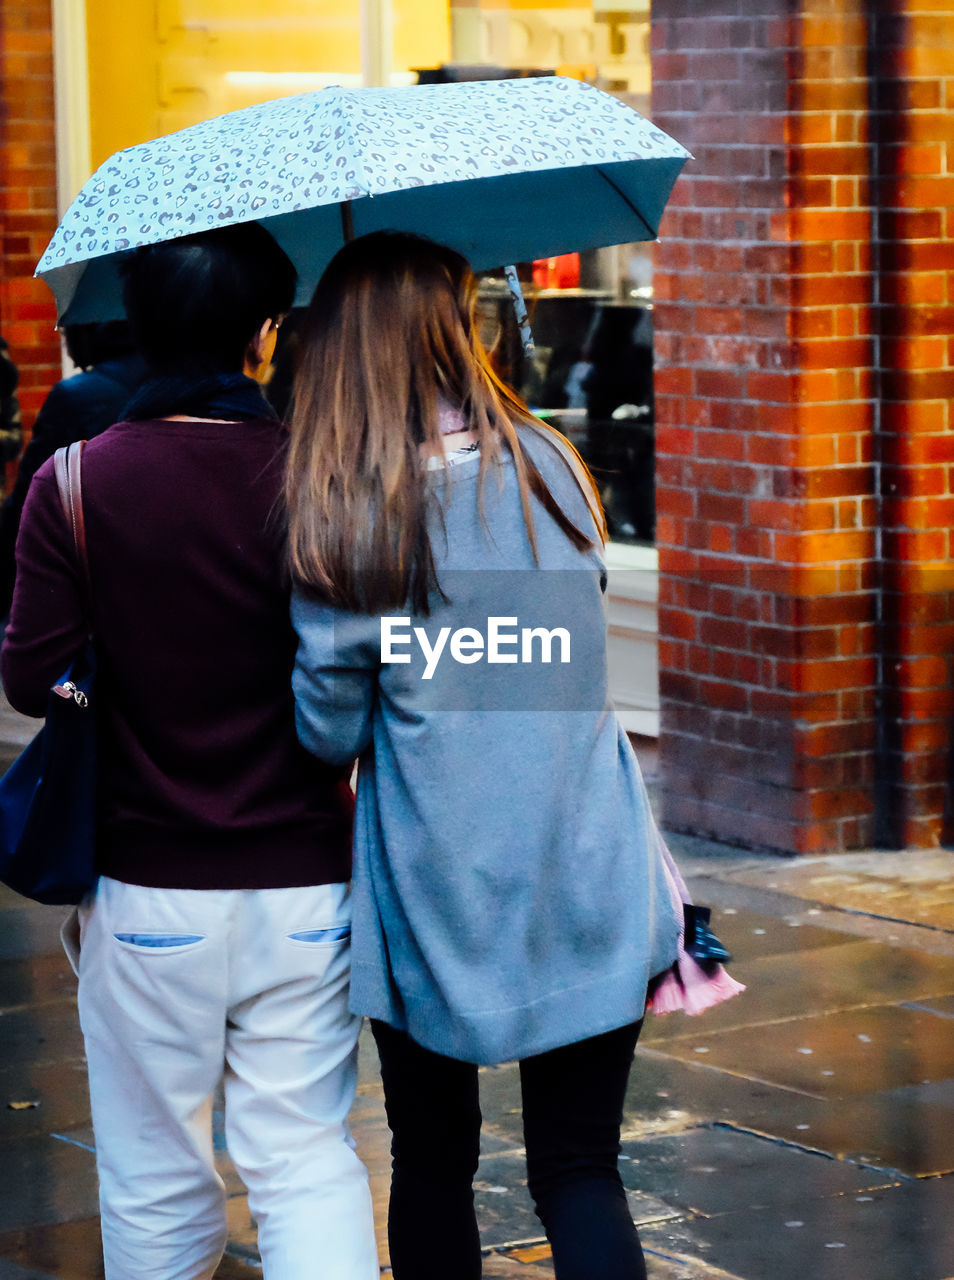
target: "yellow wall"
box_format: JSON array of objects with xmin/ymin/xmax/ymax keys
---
[
  {"xmin": 86, "ymin": 0, "xmax": 452, "ymax": 169},
  {"xmin": 86, "ymin": 0, "xmax": 161, "ymax": 167},
  {"xmin": 84, "ymin": 0, "xmax": 649, "ymax": 175}
]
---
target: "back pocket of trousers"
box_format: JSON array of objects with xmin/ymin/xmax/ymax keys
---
[
  {"xmin": 113, "ymin": 932, "xmax": 206, "ymax": 953},
  {"xmin": 286, "ymin": 925, "xmax": 351, "ymax": 947}
]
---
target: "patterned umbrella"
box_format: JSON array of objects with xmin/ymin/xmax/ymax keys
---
[{"xmin": 37, "ymin": 76, "xmax": 689, "ymax": 323}]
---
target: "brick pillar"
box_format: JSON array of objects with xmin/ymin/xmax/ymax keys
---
[
  {"xmin": 0, "ymin": 0, "xmax": 61, "ymax": 433},
  {"xmin": 872, "ymin": 6, "xmax": 954, "ymax": 846},
  {"xmin": 651, "ymin": 0, "xmax": 954, "ymax": 854}
]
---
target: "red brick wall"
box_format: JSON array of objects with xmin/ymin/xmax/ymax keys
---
[
  {"xmin": 871, "ymin": 5, "xmax": 954, "ymax": 845},
  {"xmin": 0, "ymin": 0, "xmax": 61, "ymax": 433},
  {"xmin": 652, "ymin": 0, "xmax": 954, "ymax": 852}
]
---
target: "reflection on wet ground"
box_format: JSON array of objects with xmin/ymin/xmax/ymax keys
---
[
  {"xmin": 724, "ymin": 850, "xmax": 954, "ymax": 933},
  {"xmin": 3, "ymin": 726, "xmax": 954, "ymax": 1275}
]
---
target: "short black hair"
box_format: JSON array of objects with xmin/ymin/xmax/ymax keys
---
[
  {"xmin": 63, "ymin": 321, "xmax": 136, "ymax": 371},
  {"xmin": 122, "ymin": 222, "xmax": 297, "ymax": 376}
]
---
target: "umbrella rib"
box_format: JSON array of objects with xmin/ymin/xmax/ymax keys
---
[{"xmin": 595, "ymin": 166, "xmax": 657, "ymax": 240}]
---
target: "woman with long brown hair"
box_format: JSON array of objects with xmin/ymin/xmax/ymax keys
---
[{"xmin": 286, "ymin": 231, "xmax": 680, "ymax": 1280}]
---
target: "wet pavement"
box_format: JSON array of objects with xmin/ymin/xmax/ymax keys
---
[{"xmin": 2, "ymin": 707, "xmax": 954, "ymax": 1278}]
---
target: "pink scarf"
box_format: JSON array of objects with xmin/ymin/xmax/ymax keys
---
[
  {"xmin": 438, "ymin": 399, "xmax": 468, "ymax": 436},
  {"xmin": 649, "ymin": 828, "xmax": 746, "ymax": 1017}
]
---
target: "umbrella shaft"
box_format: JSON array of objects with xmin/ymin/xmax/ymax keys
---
[
  {"xmin": 341, "ymin": 201, "xmax": 355, "ymax": 242},
  {"xmin": 504, "ymin": 265, "xmax": 535, "ymax": 357}
]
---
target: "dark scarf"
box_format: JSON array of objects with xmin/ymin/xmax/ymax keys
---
[{"xmin": 121, "ymin": 372, "xmax": 280, "ymax": 423}]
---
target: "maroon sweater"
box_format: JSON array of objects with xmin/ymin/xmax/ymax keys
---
[{"xmin": 1, "ymin": 416, "xmax": 352, "ymax": 889}]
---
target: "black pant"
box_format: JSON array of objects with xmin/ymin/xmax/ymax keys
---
[{"xmin": 371, "ymin": 1019, "xmax": 646, "ymax": 1280}]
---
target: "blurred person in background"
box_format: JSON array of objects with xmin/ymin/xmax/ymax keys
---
[{"xmin": 0, "ymin": 335, "xmax": 24, "ymax": 497}]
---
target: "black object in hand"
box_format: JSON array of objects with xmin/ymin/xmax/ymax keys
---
[{"xmin": 683, "ymin": 905, "xmax": 732, "ymax": 969}]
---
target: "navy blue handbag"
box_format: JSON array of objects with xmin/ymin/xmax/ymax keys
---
[{"xmin": 0, "ymin": 442, "xmax": 97, "ymax": 905}]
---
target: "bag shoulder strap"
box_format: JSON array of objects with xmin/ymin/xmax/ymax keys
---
[{"xmin": 52, "ymin": 441, "xmax": 91, "ymax": 604}]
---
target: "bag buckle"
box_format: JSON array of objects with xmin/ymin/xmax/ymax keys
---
[{"xmin": 52, "ymin": 681, "xmax": 89, "ymax": 709}]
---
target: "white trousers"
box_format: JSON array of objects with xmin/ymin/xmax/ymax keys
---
[{"xmin": 72, "ymin": 876, "xmax": 379, "ymax": 1280}]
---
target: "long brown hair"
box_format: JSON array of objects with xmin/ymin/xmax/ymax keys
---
[{"xmin": 285, "ymin": 231, "xmax": 605, "ymax": 613}]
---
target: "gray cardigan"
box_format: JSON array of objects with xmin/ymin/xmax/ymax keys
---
[{"xmin": 291, "ymin": 425, "xmax": 679, "ymax": 1064}]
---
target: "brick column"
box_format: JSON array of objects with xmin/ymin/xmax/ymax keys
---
[
  {"xmin": 651, "ymin": 0, "xmax": 954, "ymax": 853},
  {"xmin": 0, "ymin": 0, "xmax": 61, "ymax": 432},
  {"xmin": 872, "ymin": 6, "xmax": 954, "ymax": 846}
]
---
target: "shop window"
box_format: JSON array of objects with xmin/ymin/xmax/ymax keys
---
[
  {"xmin": 479, "ymin": 254, "xmax": 656, "ymax": 545},
  {"xmin": 426, "ymin": 13, "xmax": 656, "ymax": 546}
]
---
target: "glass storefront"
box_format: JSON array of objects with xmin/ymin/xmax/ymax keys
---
[
  {"xmin": 479, "ymin": 255, "xmax": 655, "ymax": 546},
  {"xmin": 429, "ymin": 3, "xmax": 656, "ymax": 546}
]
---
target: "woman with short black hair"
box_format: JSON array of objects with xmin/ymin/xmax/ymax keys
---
[{"xmin": 1, "ymin": 222, "xmax": 379, "ymax": 1280}]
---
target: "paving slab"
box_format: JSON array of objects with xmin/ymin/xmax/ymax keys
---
[
  {"xmin": 625, "ymin": 1049, "xmax": 809, "ymax": 1136},
  {"xmin": 479, "ymin": 1055, "xmax": 702, "ymax": 1152},
  {"xmin": 642, "ymin": 939, "xmax": 954, "ymax": 1044},
  {"xmin": 652, "ymin": 1003, "xmax": 954, "ymax": 1099},
  {"xmin": 774, "ymin": 1079, "xmax": 954, "ymax": 1177},
  {"xmin": 473, "ymin": 1151, "xmax": 537, "ymax": 1247},
  {"xmin": 907, "ymin": 994, "xmax": 954, "ymax": 1019},
  {"xmin": 469, "ymin": 1149, "xmax": 682, "ymax": 1253},
  {"xmin": 365, "ymin": 1089, "xmax": 912, "ymax": 1263},
  {"xmin": 481, "ymin": 1243, "xmax": 744, "ymax": 1279},
  {"xmin": 642, "ymin": 1172, "xmax": 954, "ymax": 1280},
  {"xmin": 0, "ymin": 902, "xmax": 68, "ymax": 964},
  {"xmin": 0, "ymin": 955, "xmax": 77, "ymax": 1013},
  {"xmin": 618, "ymin": 1125, "xmax": 895, "ymax": 1217},
  {"xmin": 0, "ymin": 1221, "xmax": 107, "ymax": 1280},
  {"xmin": 0, "ymin": 1260, "xmax": 61, "ymax": 1280},
  {"xmin": 480, "ymin": 1251, "xmax": 553, "ymax": 1279},
  {"xmin": 633, "ymin": 1047, "xmax": 954, "ymax": 1178},
  {"xmin": 686, "ymin": 875, "xmax": 954, "ymax": 959},
  {"xmin": 475, "ymin": 1062, "xmax": 526, "ymax": 1147},
  {"xmin": 720, "ymin": 851, "xmax": 954, "ymax": 933},
  {"xmin": 0, "ymin": 1134, "xmax": 99, "ymax": 1233},
  {"xmin": 698, "ymin": 907, "xmax": 851, "ymax": 964},
  {"xmin": 0, "ymin": 1219, "xmax": 262, "ymax": 1279},
  {"xmin": 0, "ymin": 1063, "xmax": 90, "ymax": 1142},
  {"xmin": 0, "ymin": 1003, "xmax": 85, "ymax": 1070},
  {"xmin": 347, "ymin": 1091, "xmax": 393, "ymax": 1264},
  {"xmin": 214, "ymin": 1260, "xmax": 262, "ymax": 1278}
]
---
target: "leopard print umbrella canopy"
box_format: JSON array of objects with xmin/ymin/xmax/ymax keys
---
[{"xmin": 37, "ymin": 76, "xmax": 690, "ymax": 323}]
